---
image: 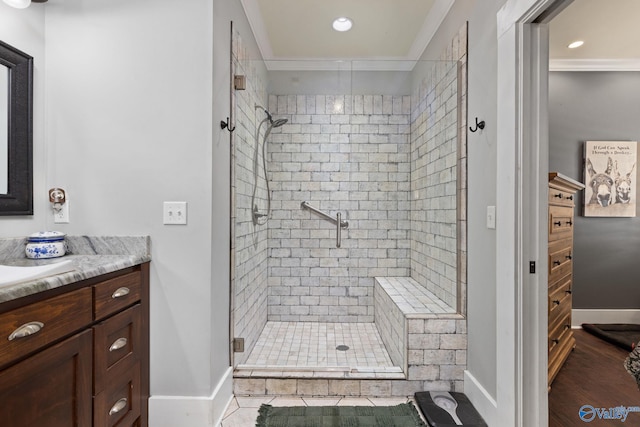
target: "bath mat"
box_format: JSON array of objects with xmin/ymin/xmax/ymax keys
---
[
  {"xmin": 255, "ymin": 403, "xmax": 426, "ymax": 427},
  {"xmin": 582, "ymin": 323, "xmax": 640, "ymax": 352}
]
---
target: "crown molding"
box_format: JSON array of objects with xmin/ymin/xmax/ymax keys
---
[
  {"xmin": 550, "ymin": 58, "xmax": 640, "ymax": 71},
  {"xmin": 408, "ymin": 0, "xmax": 455, "ymax": 59},
  {"xmin": 240, "ymin": 0, "xmax": 454, "ymax": 71},
  {"xmin": 264, "ymin": 59, "xmax": 419, "ymax": 72},
  {"xmin": 239, "ymin": 0, "xmax": 273, "ymax": 59}
]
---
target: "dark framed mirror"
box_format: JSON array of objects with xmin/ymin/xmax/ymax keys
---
[{"xmin": 0, "ymin": 40, "xmax": 33, "ymax": 215}]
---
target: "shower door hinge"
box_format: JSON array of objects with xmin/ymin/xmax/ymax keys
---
[{"xmin": 233, "ymin": 338, "xmax": 245, "ymax": 353}]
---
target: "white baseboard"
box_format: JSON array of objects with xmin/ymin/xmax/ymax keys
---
[
  {"xmin": 572, "ymin": 309, "xmax": 640, "ymax": 327},
  {"xmin": 149, "ymin": 367, "xmax": 233, "ymax": 427},
  {"xmin": 464, "ymin": 370, "xmax": 497, "ymax": 427}
]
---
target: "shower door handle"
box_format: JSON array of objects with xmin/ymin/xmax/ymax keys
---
[{"xmin": 336, "ymin": 212, "xmax": 342, "ymax": 248}]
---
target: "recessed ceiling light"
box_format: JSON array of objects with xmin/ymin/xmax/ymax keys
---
[
  {"xmin": 568, "ymin": 40, "xmax": 584, "ymax": 49},
  {"xmin": 332, "ymin": 17, "xmax": 353, "ymax": 32}
]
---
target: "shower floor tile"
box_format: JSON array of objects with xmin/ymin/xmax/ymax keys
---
[{"xmin": 236, "ymin": 322, "xmax": 402, "ymax": 379}]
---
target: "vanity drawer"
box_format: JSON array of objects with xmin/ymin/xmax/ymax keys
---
[
  {"xmin": 94, "ymin": 304, "xmax": 141, "ymax": 393},
  {"xmin": 94, "ymin": 271, "xmax": 142, "ymax": 321},
  {"xmin": 0, "ymin": 287, "xmax": 92, "ymax": 368},
  {"xmin": 94, "ymin": 361, "xmax": 141, "ymax": 427}
]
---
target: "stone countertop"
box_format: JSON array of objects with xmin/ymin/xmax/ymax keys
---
[{"xmin": 0, "ymin": 236, "xmax": 150, "ymax": 304}]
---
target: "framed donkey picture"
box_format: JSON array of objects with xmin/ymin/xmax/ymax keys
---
[{"xmin": 584, "ymin": 140, "xmax": 637, "ymax": 217}]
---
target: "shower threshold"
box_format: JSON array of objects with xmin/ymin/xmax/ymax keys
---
[{"xmin": 234, "ymin": 321, "xmax": 405, "ymax": 380}]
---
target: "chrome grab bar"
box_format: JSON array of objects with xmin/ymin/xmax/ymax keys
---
[
  {"xmin": 301, "ymin": 201, "xmax": 348, "ymax": 248},
  {"xmin": 301, "ymin": 201, "xmax": 349, "ymax": 229},
  {"xmin": 336, "ymin": 212, "xmax": 342, "ymax": 248}
]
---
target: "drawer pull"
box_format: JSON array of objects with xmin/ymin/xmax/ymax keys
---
[
  {"xmin": 553, "ymin": 260, "xmax": 561, "ymax": 266},
  {"xmin": 554, "ymin": 193, "xmax": 563, "ymax": 198},
  {"xmin": 553, "ymin": 221, "xmax": 562, "ymax": 226},
  {"xmin": 112, "ymin": 287, "xmax": 130, "ymax": 299},
  {"xmin": 565, "ymin": 254, "xmax": 572, "ymax": 260},
  {"xmin": 566, "ymin": 220, "xmax": 573, "ymax": 226},
  {"xmin": 565, "ymin": 195, "xmax": 573, "ymax": 201},
  {"xmin": 8, "ymin": 321, "xmax": 44, "ymax": 341},
  {"xmin": 109, "ymin": 398, "xmax": 128, "ymax": 416},
  {"xmin": 565, "ymin": 289, "xmax": 572, "ymax": 295},
  {"xmin": 552, "ymin": 338, "xmax": 559, "ymax": 344},
  {"xmin": 564, "ymin": 324, "xmax": 571, "ymax": 330},
  {"xmin": 552, "ymin": 300, "xmax": 560, "ymax": 306},
  {"xmin": 109, "ymin": 337, "xmax": 128, "ymax": 352}
]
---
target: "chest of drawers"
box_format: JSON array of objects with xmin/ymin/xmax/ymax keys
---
[{"xmin": 548, "ymin": 173, "xmax": 584, "ymax": 387}]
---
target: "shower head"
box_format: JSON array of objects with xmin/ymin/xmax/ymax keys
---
[
  {"xmin": 256, "ymin": 105, "xmax": 287, "ymax": 128},
  {"xmin": 271, "ymin": 118, "xmax": 288, "ymax": 128}
]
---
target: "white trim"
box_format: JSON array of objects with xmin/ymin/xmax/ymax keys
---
[
  {"xmin": 550, "ymin": 58, "xmax": 640, "ymax": 72},
  {"xmin": 572, "ymin": 309, "xmax": 640, "ymax": 326},
  {"xmin": 239, "ymin": 0, "xmax": 274, "ymax": 59},
  {"xmin": 464, "ymin": 370, "xmax": 498, "ymax": 427},
  {"xmin": 241, "ymin": 0, "xmax": 453, "ymax": 71},
  {"xmin": 149, "ymin": 367, "xmax": 233, "ymax": 427},
  {"xmin": 407, "ymin": 0, "xmax": 455, "ymax": 59},
  {"xmin": 264, "ymin": 59, "xmax": 417, "ymax": 72},
  {"xmin": 496, "ymin": 1, "xmax": 560, "ymax": 426}
]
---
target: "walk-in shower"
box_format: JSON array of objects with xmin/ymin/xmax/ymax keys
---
[
  {"xmin": 229, "ymin": 23, "xmax": 469, "ymax": 396},
  {"xmin": 252, "ymin": 105, "xmax": 287, "ymax": 225}
]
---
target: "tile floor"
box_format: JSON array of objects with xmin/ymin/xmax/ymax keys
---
[
  {"xmin": 221, "ymin": 395, "xmax": 426, "ymax": 426},
  {"xmin": 238, "ymin": 321, "xmax": 395, "ymax": 371}
]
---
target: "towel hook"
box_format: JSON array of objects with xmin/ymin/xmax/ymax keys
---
[
  {"xmin": 220, "ymin": 117, "xmax": 235, "ymax": 132},
  {"xmin": 469, "ymin": 117, "xmax": 485, "ymax": 133}
]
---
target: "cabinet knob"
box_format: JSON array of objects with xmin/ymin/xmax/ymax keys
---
[
  {"xmin": 109, "ymin": 337, "xmax": 128, "ymax": 352},
  {"xmin": 8, "ymin": 321, "xmax": 44, "ymax": 341},
  {"xmin": 111, "ymin": 287, "xmax": 130, "ymax": 299},
  {"xmin": 109, "ymin": 398, "xmax": 128, "ymax": 416}
]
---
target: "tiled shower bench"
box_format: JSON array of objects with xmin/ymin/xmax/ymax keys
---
[{"xmin": 374, "ymin": 277, "xmax": 466, "ymax": 390}]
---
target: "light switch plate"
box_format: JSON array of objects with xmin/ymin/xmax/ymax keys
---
[
  {"xmin": 163, "ymin": 201, "xmax": 187, "ymax": 225},
  {"xmin": 486, "ymin": 205, "xmax": 496, "ymax": 229}
]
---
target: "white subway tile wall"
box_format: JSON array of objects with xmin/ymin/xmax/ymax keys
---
[{"xmin": 265, "ymin": 93, "xmax": 413, "ymax": 323}]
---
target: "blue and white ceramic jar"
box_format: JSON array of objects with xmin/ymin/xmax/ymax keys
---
[{"xmin": 25, "ymin": 231, "xmax": 67, "ymax": 259}]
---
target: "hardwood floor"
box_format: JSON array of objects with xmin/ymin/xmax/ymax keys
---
[{"xmin": 549, "ymin": 329, "xmax": 640, "ymax": 426}]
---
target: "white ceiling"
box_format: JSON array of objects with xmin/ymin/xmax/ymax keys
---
[
  {"xmin": 241, "ymin": 0, "xmax": 640, "ymax": 71},
  {"xmin": 549, "ymin": 0, "xmax": 640, "ymax": 70}
]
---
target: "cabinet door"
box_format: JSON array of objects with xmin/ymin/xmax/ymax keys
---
[{"xmin": 0, "ymin": 329, "xmax": 92, "ymax": 427}]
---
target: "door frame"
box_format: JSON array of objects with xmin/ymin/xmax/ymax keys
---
[{"xmin": 496, "ymin": 1, "xmax": 572, "ymax": 425}]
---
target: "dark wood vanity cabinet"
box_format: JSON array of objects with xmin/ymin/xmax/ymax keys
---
[{"xmin": 0, "ymin": 262, "xmax": 150, "ymax": 427}]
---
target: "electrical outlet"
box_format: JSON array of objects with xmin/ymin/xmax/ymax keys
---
[
  {"xmin": 163, "ymin": 201, "xmax": 188, "ymax": 225},
  {"xmin": 54, "ymin": 200, "xmax": 70, "ymax": 223}
]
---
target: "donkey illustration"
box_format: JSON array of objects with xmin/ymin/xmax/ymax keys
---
[
  {"xmin": 614, "ymin": 160, "xmax": 636, "ymax": 204},
  {"xmin": 586, "ymin": 157, "xmax": 614, "ymax": 207}
]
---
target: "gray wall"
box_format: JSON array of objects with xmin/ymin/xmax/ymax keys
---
[
  {"xmin": 420, "ymin": 0, "xmax": 499, "ymax": 400},
  {"xmin": 549, "ymin": 71, "xmax": 640, "ymax": 309}
]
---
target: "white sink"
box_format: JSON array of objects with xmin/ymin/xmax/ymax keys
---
[{"xmin": 0, "ymin": 260, "xmax": 75, "ymax": 288}]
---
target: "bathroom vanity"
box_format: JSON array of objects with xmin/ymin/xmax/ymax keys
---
[{"xmin": 0, "ymin": 236, "xmax": 150, "ymax": 427}]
